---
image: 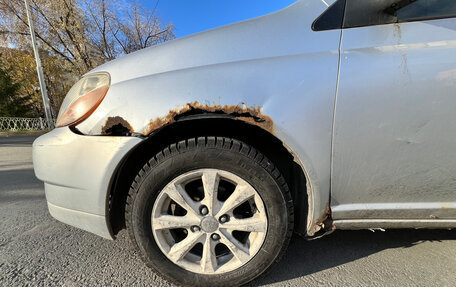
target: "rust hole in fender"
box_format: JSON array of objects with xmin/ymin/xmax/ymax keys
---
[
  {"xmin": 102, "ymin": 116, "xmax": 134, "ymax": 136},
  {"xmin": 309, "ymin": 204, "xmax": 334, "ymax": 238},
  {"xmin": 144, "ymin": 102, "xmax": 274, "ymax": 135}
]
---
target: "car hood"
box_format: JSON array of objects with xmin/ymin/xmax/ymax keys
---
[{"xmin": 90, "ymin": 0, "xmax": 305, "ymax": 85}]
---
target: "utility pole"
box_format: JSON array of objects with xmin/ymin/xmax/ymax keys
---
[{"xmin": 24, "ymin": 0, "xmax": 54, "ymax": 128}]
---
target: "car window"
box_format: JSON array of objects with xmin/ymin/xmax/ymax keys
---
[
  {"xmin": 396, "ymin": 0, "xmax": 456, "ymax": 22},
  {"xmin": 343, "ymin": 0, "xmax": 456, "ymax": 29}
]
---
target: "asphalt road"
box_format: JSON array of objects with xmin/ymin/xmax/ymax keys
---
[{"xmin": 1, "ymin": 135, "xmax": 456, "ymax": 287}]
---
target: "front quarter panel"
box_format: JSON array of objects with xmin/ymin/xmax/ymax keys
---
[{"xmin": 76, "ymin": 0, "xmax": 340, "ymax": 236}]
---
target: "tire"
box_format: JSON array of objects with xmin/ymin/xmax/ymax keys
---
[{"xmin": 125, "ymin": 136, "xmax": 293, "ymax": 287}]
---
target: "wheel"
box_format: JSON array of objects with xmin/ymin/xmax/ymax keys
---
[{"xmin": 126, "ymin": 137, "xmax": 293, "ymax": 287}]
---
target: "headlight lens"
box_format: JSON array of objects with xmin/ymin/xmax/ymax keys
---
[{"xmin": 56, "ymin": 72, "xmax": 110, "ymax": 127}]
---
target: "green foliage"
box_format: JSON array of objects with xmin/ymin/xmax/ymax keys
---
[{"xmin": 0, "ymin": 55, "xmax": 34, "ymax": 117}]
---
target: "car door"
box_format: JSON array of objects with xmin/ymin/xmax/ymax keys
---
[{"xmin": 331, "ymin": 0, "xmax": 456, "ymax": 223}]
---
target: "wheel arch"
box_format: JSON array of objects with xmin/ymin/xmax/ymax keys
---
[{"xmin": 107, "ymin": 115, "xmax": 311, "ymax": 237}]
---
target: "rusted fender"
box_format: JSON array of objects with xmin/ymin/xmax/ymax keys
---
[{"xmin": 144, "ymin": 102, "xmax": 274, "ymax": 135}]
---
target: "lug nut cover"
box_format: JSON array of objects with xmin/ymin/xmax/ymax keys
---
[
  {"xmin": 219, "ymin": 215, "xmax": 229, "ymax": 223},
  {"xmin": 200, "ymin": 206, "xmax": 209, "ymax": 215}
]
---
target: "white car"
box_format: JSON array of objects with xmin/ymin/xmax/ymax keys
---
[{"xmin": 33, "ymin": 0, "xmax": 456, "ymax": 286}]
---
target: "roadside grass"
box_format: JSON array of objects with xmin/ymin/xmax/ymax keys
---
[{"xmin": 0, "ymin": 130, "xmax": 49, "ymax": 137}]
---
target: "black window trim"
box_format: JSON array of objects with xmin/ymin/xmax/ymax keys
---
[{"xmin": 394, "ymin": 13, "xmax": 456, "ymax": 25}]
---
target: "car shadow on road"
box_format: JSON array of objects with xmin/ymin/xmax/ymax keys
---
[{"xmin": 250, "ymin": 229, "xmax": 456, "ymax": 286}]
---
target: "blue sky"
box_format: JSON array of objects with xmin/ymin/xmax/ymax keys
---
[{"xmin": 143, "ymin": 0, "xmax": 298, "ymax": 38}]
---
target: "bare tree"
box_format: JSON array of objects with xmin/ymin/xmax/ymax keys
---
[
  {"xmin": 0, "ymin": 0, "xmax": 174, "ymax": 115},
  {"xmin": 82, "ymin": 0, "xmax": 174, "ymax": 58},
  {"xmin": 1, "ymin": 0, "xmax": 92, "ymax": 73},
  {"xmin": 0, "ymin": 0, "xmax": 174, "ymax": 73}
]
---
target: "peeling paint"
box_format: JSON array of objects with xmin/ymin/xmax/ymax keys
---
[
  {"xmin": 144, "ymin": 102, "xmax": 274, "ymax": 135},
  {"xmin": 102, "ymin": 116, "xmax": 134, "ymax": 135}
]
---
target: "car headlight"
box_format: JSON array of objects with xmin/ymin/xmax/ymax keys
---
[{"xmin": 56, "ymin": 72, "xmax": 110, "ymax": 128}]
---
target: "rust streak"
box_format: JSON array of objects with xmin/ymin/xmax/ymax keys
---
[{"xmin": 144, "ymin": 102, "xmax": 274, "ymax": 135}]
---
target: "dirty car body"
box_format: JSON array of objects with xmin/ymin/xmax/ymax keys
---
[{"xmin": 33, "ymin": 0, "xmax": 456, "ymax": 285}]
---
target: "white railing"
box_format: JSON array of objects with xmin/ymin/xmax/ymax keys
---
[{"xmin": 0, "ymin": 117, "xmax": 55, "ymax": 131}]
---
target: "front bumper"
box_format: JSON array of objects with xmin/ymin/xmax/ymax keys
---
[{"xmin": 33, "ymin": 127, "xmax": 142, "ymax": 239}]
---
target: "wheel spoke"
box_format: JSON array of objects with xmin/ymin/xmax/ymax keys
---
[
  {"xmin": 162, "ymin": 183, "xmax": 200, "ymax": 217},
  {"xmin": 168, "ymin": 232, "xmax": 203, "ymax": 262},
  {"xmin": 219, "ymin": 231, "xmax": 250, "ymax": 264},
  {"xmin": 201, "ymin": 234, "xmax": 217, "ymax": 273},
  {"xmin": 153, "ymin": 215, "xmax": 200, "ymax": 230},
  {"xmin": 221, "ymin": 216, "xmax": 267, "ymax": 233},
  {"xmin": 216, "ymin": 184, "xmax": 255, "ymax": 217},
  {"xmin": 201, "ymin": 170, "xmax": 220, "ymax": 215}
]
